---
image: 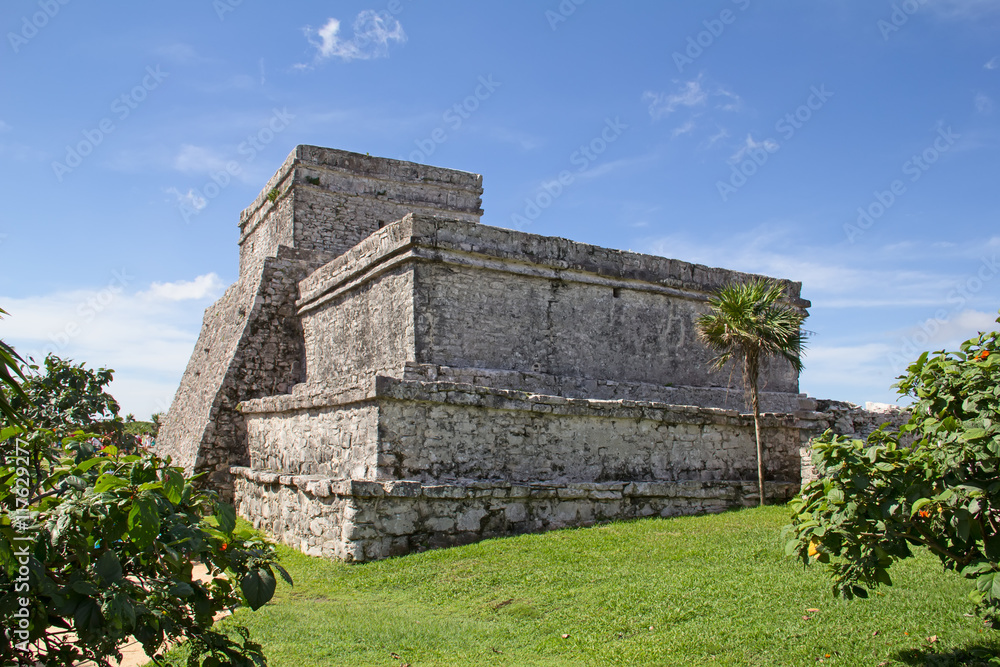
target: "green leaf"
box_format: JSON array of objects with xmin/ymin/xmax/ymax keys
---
[
  {"xmin": 71, "ymin": 579, "xmax": 100, "ymax": 596},
  {"xmin": 240, "ymin": 567, "xmax": 276, "ymax": 611},
  {"xmin": 74, "ymin": 598, "xmax": 102, "ymax": 633},
  {"xmin": 169, "ymin": 581, "xmax": 195, "ymax": 597},
  {"xmin": 985, "ymin": 536, "xmax": 1000, "ymax": 561},
  {"xmin": 910, "ymin": 498, "xmax": 932, "ymax": 517},
  {"xmin": 851, "ymin": 585, "xmax": 869, "ymax": 599},
  {"xmin": 957, "ymin": 514, "xmax": 972, "ymax": 543},
  {"xmin": 163, "ymin": 469, "xmax": 184, "ymax": 505},
  {"xmin": 127, "ymin": 497, "xmax": 160, "ymax": 549},
  {"xmin": 74, "ymin": 456, "xmax": 108, "ymax": 473},
  {"xmin": 215, "ymin": 502, "xmax": 237, "ymax": 536},
  {"xmin": 273, "ymin": 564, "xmax": 293, "ymax": 587},
  {"xmin": 94, "ymin": 474, "xmax": 129, "ymax": 493},
  {"xmin": 977, "ymin": 572, "xmax": 1000, "ymax": 601},
  {"xmin": 961, "ymin": 428, "xmax": 988, "ymax": 441},
  {"xmin": 95, "ymin": 551, "xmax": 122, "ymax": 584}
]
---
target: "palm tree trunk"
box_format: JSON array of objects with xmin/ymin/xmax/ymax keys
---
[
  {"xmin": 753, "ymin": 395, "xmax": 764, "ymax": 507},
  {"xmin": 746, "ymin": 351, "xmax": 765, "ymax": 507}
]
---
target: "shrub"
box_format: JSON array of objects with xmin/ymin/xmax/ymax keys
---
[
  {"xmin": 786, "ymin": 313, "xmax": 1000, "ymax": 625},
  {"xmin": 1, "ymin": 353, "xmax": 288, "ymax": 665}
]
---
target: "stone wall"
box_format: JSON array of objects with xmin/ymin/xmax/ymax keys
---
[
  {"xmin": 300, "ymin": 266, "xmax": 415, "ymax": 384},
  {"xmin": 399, "ymin": 362, "xmax": 802, "ymax": 412},
  {"xmin": 797, "ymin": 398, "xmax": 912, "ymax": 485},
  {"xmin": 239, "ymin": 376, "xmax": 805, "ymax": 485},
  {"xmin": 295, "ymin": 214, "xmax": 808, "ymax": 406},
  {"xmin": 157, "ymin": 250, "xmax": 325, "ymax": 499},
  {"xmin": 165, "ymin": 144, "xmax": 820, "ymax": 562},
  {"xmin": 238, "ymin": 146, "xmax": 483, "ymax": 276},
  {"xmin": 247, "ymin": 401, "xmax": 379, "ymax": 480},
  {"xmin": 159, "ymin": 148, "xmax": 485, "ymax": 500},
  {"xmin": 232, "ymin": 470, "xmax": 800, "ymax": 562}
]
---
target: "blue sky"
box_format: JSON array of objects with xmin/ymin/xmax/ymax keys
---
[{"xmin": 1, "ymin": 0, "xmax": 998, "ymax": 419}]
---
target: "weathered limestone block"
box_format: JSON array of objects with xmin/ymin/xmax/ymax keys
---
[
  {"xmin": 158, "ymin": 147, "xmax": 483, "ymax": 500},
  {"xmin": 166, "ymin": 144, "xmax": 818, "ymax": 561},
  {"xmin": 294, "ymin": 214, "xmax": 808, "ymax": 409},
  {"xmin": 240, "ymin": 377, "xmax": 804, "ymax": 485},
  {"xmin": 232, "ymin": 469, "xmax": 798, "ymax": 563}
]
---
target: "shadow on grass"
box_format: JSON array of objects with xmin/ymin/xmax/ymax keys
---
[{"xmin": 894, "ymin": 643, "xmax": 1000, "ymax": 666}]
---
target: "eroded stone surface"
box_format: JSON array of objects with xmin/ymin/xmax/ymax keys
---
[
  {"xmin": 232, "ymin": 469, "xmax": 800, "ymax": 562},
  {"xmin": 158, "ymin": 145, "xmax": 851, "ymax": 561}
]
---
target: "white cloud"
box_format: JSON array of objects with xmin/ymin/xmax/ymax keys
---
[
  {"xmin": 715, "ymin": 88, "xmax": 742, "ymax": 112},
  {"xmin": 173, "ymin": 144, "xmax": 232, "ymax": 175},
  {"xmin": 986, "ymin": 56, "xmax": 999, "ymax": 70},
  {"xmin": 0, "ymin": 120, "xmax": 10, "ymax": 132},
  {"xmin": 643, "ymin": 78, "xmax": 742, "ymax": 122},
  {"xmin": 165, "ymin": 187, "xmax": 207, "ymax": 212},
  {"xmin": 154, "ymin": 43, "xmax": 207, "ymax": 65},
  {"xmin": 672, "ymin": 120, "xmax": 696, "ymax": 137},
  {"xmin": 0, "ymin": 273, "xmax": 227, "ymax": 419},
  {"xmin": 142, "ymin": 273, "xmax": 225, "ymax": 301},
  {"xmin": 800, "ymin": 341, "xmax": 903, "ymax": 407},
  {"xmin": 701, "ymin": 126, "xmax": 730, "ymax": 149},
  {"xmin": 643, "ymin": 81, "xmax": 707, "ymax": 120},
  {"xmin": 926, "ymin": 0, "xmax": 1000, "ymax": 18},
  {"xmin": 898, "ymin": 309, "xmax": 997, "ymax": 349},
  {"xmin": 486, "ymin": 126, "xmax": 541, "ymax": 151},
  {"xmin": 642, "ymin": 224, "xmax": 996, "ymax": 311},
  {"xmin": 729, "ymin": 134, "xmax": 779, "ymax": 164},
  {"xmin": 975, "ymin": 92, "xmax": 994, "ymax": 114},
  {"xmin": 640, "ymin": 226, "xmax": 1000, "ymax": 404},
  {"xmin": 302, "ymin": 11, "xmax": 406, "ymax": 65}
]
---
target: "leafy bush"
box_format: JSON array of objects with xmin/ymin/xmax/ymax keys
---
[
  {"xmin": 1, "ymin": 353, "xmax": 289, "ymax": 665},
  {"xmin": 786, "ymin": 313, "xmax": 1000, "ymax": 625}
]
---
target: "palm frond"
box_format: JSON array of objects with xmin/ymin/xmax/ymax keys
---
[{"xmin": 696, "ymin": 278, "xmax": 809, "ymax": 377}]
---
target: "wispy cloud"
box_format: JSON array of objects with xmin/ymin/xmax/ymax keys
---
[
  {"xmin": 643, "ymin": 77, "xmax": 742, "ymax": 141},
  {"xmin": 154, "ymin": 43, "xmax": 210, "ymax": 65},
  {"xmin": 642, "ymin": 224, "xmax": 994, "ymax": 310},
  {"xmin": 0, "ymin": 274, "xmax": 228, "ymax": 418},
  {"xmin": 483, "ymin": 126, "xmax": 542, "ymax": 151},
  {"xmin": 167, "ymin": 144, "xmax": 259, "ymax": 184},
  {"xmin": 701, "ymin": 126, "xmax": 730, "ymax": 149},
  {"xmin": 165, "ymin": 187, "xmax": 207, "ymax": 213},
  {"xmin": 975, "ymin": 92, "xmax": 994, "ymax": 114},
  {"xmin": 300, "ymin": 11, "xmax": 406, "ymax": 66},
  {"xmin": 643, "ymin": 81, "xmax": 708, "ymax": 120},
  {"xmin": 643, "ymin": 77, "xmax": 742, "ymax": 121},
  {"xmin": 672, "ymin": 120, "xmax": 696, "ymax": 137},
  {"xmin": 729, "ymin": 134, "xmax": 779, "ymax": 164},
  {"xmin": 640, "ymin": 226, "xmax": 999, "ymax": 404},
  {"xmin": 142, "ymin": 273, "xmax": 224, "ymax": 301},
  {"xmin": 0, "ymin": 120, "xmax": 10, "ymax": 132},
  {"xmin": 986, "ymin": 56, "xmax": 999, "ymax": 70},
  {"xmin": 173, "ymin": 144, "xmax": 232, "ymax": 174},
  {"xmin": 925, "ymin": 0, "xmax": 1000, "ymax": 19}
]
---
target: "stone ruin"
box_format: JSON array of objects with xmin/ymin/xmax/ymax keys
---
[{"xmin": 157, "ymin": 145, "xmax": 891, "ymax": 562}]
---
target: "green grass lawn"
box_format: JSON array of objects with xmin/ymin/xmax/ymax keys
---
[{"xmin": 161, "ymin": 506, "xmax": 1000, "ymax": 666}]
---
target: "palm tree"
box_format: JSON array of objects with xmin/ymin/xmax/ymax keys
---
[
  {"xmin": 695, "ymin": 279, "xmax": 807, "ymax": 506},
  {"xmin": 0, "ymin": 308, "xmax": 27, "ymax": 425}
]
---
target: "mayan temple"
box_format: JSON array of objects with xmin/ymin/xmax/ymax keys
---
[{"xmin": 157, "ymin": 145, "xmax": 844, "ymax": 562}]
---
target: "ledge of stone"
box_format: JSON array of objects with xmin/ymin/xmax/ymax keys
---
[
  {"xmin": 296, "ymin": 214, "xmax": 810, "ymax": 315},
  {"xmin": 230, "ymin": 466, "xmax": 800, "ymax": 500},
  {"xmin": 238, "ymin": 374, "xmax": 806, "ymax": 428}
]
